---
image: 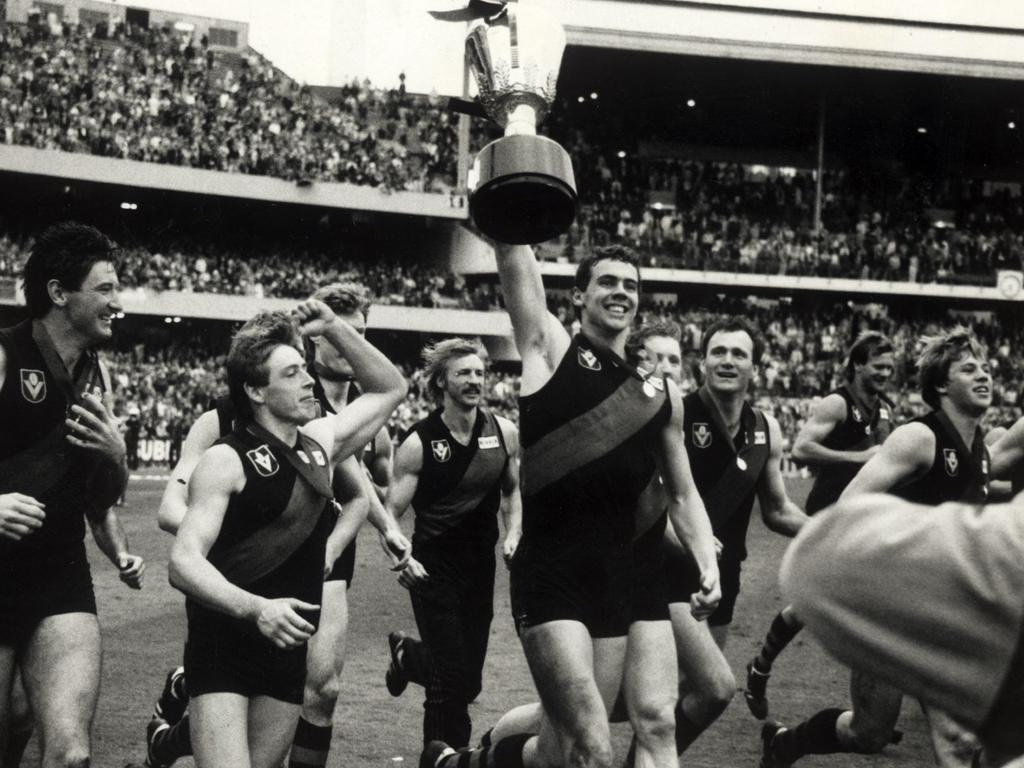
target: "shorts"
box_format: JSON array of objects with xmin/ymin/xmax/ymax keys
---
[
  {"xmin": 665, "ymin": 550, "xmax": 742, "ymax": 628},
  {"xmin": 326, "ymin": 539, "xmax": 356, "ymax": 586},
  {"xmin": 511, "ymin": 539, "xmax": 633, "ymax": 639},
  {"xmin": 631, "ymin": 514, "xmax": 669, "ymax": 624},
  {"xmin": 0, "ymin": 556, "xmax": 96, "ymax": 648},
  {"xmin": 185, "ymin": 603, "xmax": 306, "ymax": 704}
]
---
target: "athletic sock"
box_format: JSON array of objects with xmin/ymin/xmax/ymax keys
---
[
  {"xmin": 771, "ymin": 708, "xmax": 844, "ymax": 763},
  {"xmin": 438, "ymin": 733, "xmax": 531, "ymax": 768},
  {"xmin": 152, "ymin": 715, "xmax": 193, "ymax": 764},
  {"xmin": 289, "ymin": 717, "xmax": 334, "ymax": 768},
  {"xmin": 674, "ymin": 702, "xmax": 705, "ymax": 755},
  {"xmin": 755, "ymin": 611, "xmax": 802, "ymax": 671}
]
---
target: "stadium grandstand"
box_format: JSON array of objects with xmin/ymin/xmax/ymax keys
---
[{"xmin": 2, "ymin": 1, "xmax": 1024, "ymax": 765}]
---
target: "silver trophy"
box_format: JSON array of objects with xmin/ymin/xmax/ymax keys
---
[{"xmin": 463, "ymin": 1, "xmax": 578, "ymax": 244}]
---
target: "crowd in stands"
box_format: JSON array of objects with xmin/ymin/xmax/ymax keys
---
[
  {"xmin": 0, "ymin": 17, "xmax": 458, "ymax": 191},
  {"xmin": 0, "ymin": 230, "xmax": 497, "ymax": 308},
  {"xmin": 102, "ymin": 296, "xmax": 1023, "ymax": 466},
  {"xmin": 542, "ymin": 114, "xmax": 1024, "ymax": 284}
]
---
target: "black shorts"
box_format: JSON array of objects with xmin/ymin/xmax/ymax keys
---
[
  {"xmin": 511, "ymin": 539, "xmax": 633, "ymax": 639},
  {"xmin": 185, "ymin": 603, "xmax": 307, "ymax": 704},
  {"xmin": 326, "ymin": 539, "xmax": 356, "ymax": 586},
  {"xmin": 631, "ymin": 514, "xmax": 669, "ymax": 624},
  {"xmin": 664, "ymin": 551, "xmax": 742, "ymax": 628},
  {"xmin": 0, "ymin": 556, "xmax": 96, "ymax": 648}
]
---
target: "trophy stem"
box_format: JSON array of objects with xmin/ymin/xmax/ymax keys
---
[{"xmin": 504, "ymin": 103, "xmax": 538, "ymax": 137}]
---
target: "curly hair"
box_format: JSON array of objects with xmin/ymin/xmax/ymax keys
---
[{"xmin": 625, "ymin": 320, "xmax": 682, "ymax": 366}]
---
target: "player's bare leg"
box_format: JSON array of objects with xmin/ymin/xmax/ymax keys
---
[
  {"xmin": 20, "ymin": 613, "xmax": 102, "ymax": 768},
  {"xmin": 670, "ymin": 604, "xmax": 734, "ymax": 754},
  {"xmin": 623, "ymin": 621, "xmax": 678, "ymax": 768}
]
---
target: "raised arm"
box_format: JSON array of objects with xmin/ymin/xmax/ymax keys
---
[
  {"xmin": 294, "ymin": 300, "xmax": 408, "ymax": 465},
  {"xmin": 494, "ymin": 242, "xmax": 570, "ymax": 394},
  {"xmin": 841, "ymin": 422, "xmax": 934, "ymax": 499},
  {"xmin": 497, "ymin": 418, "xmax": 523, "ymax": 565},
  {"xmin": 758, "ymin": 414, "xmax": 809, "ymax": 536},
  {"xmin": 792, "ymin": 394, "xmax": 876, "ymax": 466},
  {"xmin": 657, "ymin": 380, "xmax": 720, "ymax": 620},
  {"xmin": 990, "ymin": 416, "xmax": 1024, "ymax": 481},
  {"xmin": 169, "ymin": 445, "xmax": 318, "ymax": 649},
  {"xmin": 157, "ymin": 409, "xmax": 222, "ymax": 534}
]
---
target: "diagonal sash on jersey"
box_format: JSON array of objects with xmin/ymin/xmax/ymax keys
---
[
  {"xmin": 416, "ymin": 410, "xmax": 509, "ymax": 540},
  {"xmin": 933, "ymin": 410, "xmax": 990, "ymax": 502},
  {"xmin": 522, "ymin": 373, "xmax": 666, "ymax": 497},
  {"xmin": 696, "ymin": 387, "xmax": 770, "ymax": 529},
  {"xmin": 212, "ymin": 420, "xmax": 333, "ymax": 586},
  {"xmin": 840, "ymin": 383, "xmax": 892, "ymax": 449},
  {"xmin": 31, "ymin": 320, "xmax": 102, "ymax": 406}
]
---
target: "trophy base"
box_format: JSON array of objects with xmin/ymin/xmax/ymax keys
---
[{"xmin": 470, "ymin": 135, "xmax": 578, "ymax": 245}]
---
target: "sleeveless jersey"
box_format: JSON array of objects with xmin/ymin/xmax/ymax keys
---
[
  {"xmin": 0, "ymin": 320, "xmax": 108, "ymax": 567},
  {"xmin": 684, "ymin": 387, "xmax": 771, "ymax": 563},
  {"xmin": 202, "ymin": 420, "xmax": 334, "ymax": 600},
  {"xmin": 408, "ymin": 407, "xmax": 508, "ymax": 546},
  {"xmin": 805, "ymin": 384, "xmax": 894, "ymax": 514},
  {"xmin": 894, "ymin": 411, "xmax": 989, "ymax": 506},
  {"xmin": 519, "ymin": 334, "xmax": 671, "ymax": 554}
]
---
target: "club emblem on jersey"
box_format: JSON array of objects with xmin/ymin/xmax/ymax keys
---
[
  {"xmin": 943, "ymin": 449, "xmax": 959, "ymax": 477},
  {"xmin": 431, "ymin": 439, "xmax": 451, "ymax": 463},
  {"xmin": 577, "ymin": 348, "xmax": 602, "ymax": 371},
  {"xmin": 246, "ymin": 444, "xmax": 279, "ymax": 477},
  {"xmin": 20, "ymin": 369, "xmax": 46, "ymax": 403},
  {"xmin": 693, "ymin": 423, "xmax": 712, "ymax": 449}
]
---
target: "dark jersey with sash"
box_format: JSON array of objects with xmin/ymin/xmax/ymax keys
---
[
  {"xmin": 684, "ymin": 387, "xmax": 771, "ymax": 563},
  {"xmin": 894, "ymin": 411, "xmax": 989, "ymax": 506},
  {"xmin": 0, "ymin": 320, "xmax": 108, "ymax": 568},
  {"xmin": 408, "ymin": 407, "xmax": 508, "ymax": 547},
  {"xmin": 187, "ymin": 419, "xmax": 334, "ymax": 638},
  {"xmin": 805, "ymin": 384, "xmax": 895, "ymax": 514},
  {"xmin": 519, "ymin": 334, "xmax": 671, "ymax": 556}
]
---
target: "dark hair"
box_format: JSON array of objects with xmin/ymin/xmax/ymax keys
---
[
  {"xmin": 699, "ymin": 316, "xmax": 764, "ymax": 363},
  {"xmin": 226, "ymin": 311, "xmax": 302, "ymax": 418},
  {"xmin": 422, "ymin": 337, "xmax": 487, "ymax": 401},
  {"xmin": 573, "ymin": 245, "xmax": 642, "ymax": 293},
  {"xmin": 845, "ymin": 331, "xmax": 894, "ymax": 381},
  {"xmin": 310, "ymin": 282, "xmax": 371, "ymax": 319},
  {"xmin": 916, "ymin": 326, "xmax": 987, "ymax": 411},
  {"xmin": 23, "ymin": 222, "xmax": 118, "ymax": 318},
  {"xmin": 625, "ymin": 320, "xmax": 681, "ymax": 367}
]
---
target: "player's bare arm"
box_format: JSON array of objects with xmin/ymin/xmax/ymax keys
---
[
  {"xmin": 323, "ymin": 456, "xmax": 371, "ymax": 578},
  {"xmin": 660, "ymin": 397, "xmax": 720, "ymax": 558},
  {"xmin": 294, "ymin": 299, "xmax": 407, "ymax": 465},
  {"xmin": 493, "ymin": 242, "xmax": 570, "ymax": 394},
  {"xmin": 792, "ymin": 394, "xmax": 877, "ymax": 465},
  {"xmin": 758, "ymin": 414, "xmax": 809, "ymax": 536},
  {"xmin": 990, "ymin": 416, "xmax": 1024, "ymax": 481},
  {"xmin": 386, "ymin": 432, "xmax": 430, "ymax": 588},
  {"xmin": 658, "ymin": 378, "xmax": 721, "ymax": 619},
  {"xmin": 366, "ymin": 428, "xmax": 394, "ymax": 501},
  {"xmin": 169, "ymin": 444, "xmax": 319, "ymax": 649},
  {"xmin": 841, "ymin": 422, "xmax": 935, "ymax": 499},
  {"xmin": 88, "ymin": 507, "xmax": 145, "ymax": 588},
  {"xmin": 497, "ymin": 417, "xmax": 523, "ymax": 565},
  {"xmin": 157, "ymin": 408, "xmax": 222, "ymax": 534}
]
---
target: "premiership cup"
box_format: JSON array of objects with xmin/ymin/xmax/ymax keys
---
[{"xmin": 466, "ymin": 2, "xmax": 578, "ymax": 244}]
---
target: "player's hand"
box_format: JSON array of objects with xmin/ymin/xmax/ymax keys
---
[
  {"xmin": 293, "ymin": 299, "xmax": 338, "ymax": 338},
  {"xmin": 66, "ymin": 389, "xmax": 127, "ymax": 464},
  {"xmin": 380, "ymin": 526, "xmax": 412, "ymax": 571},
  {"xmin": 117, "ymin": 553, "xmax": 145, "ymax": 589},
  {"xmin": 690, "ymin": 569, "xmax": 721, "ymax": 622},
  {"xmin": 502, "ymin": 529, "xmax": 521, "ymax": 567},
  {"xmin": 255, "ymin": 597, "xmax": 319, "ymax": 649},
  {"xmin": 397, "ymin": 556, "xmax": 429, "ymax": 590},
  {"xmin": 0, "ymin": 492, "xmax": 46, "ymax": 541}
]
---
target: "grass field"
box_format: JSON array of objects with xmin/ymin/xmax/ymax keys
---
[{"xmin": 23, "ymin": 476, "xmax": 937, "ymax": 768}]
